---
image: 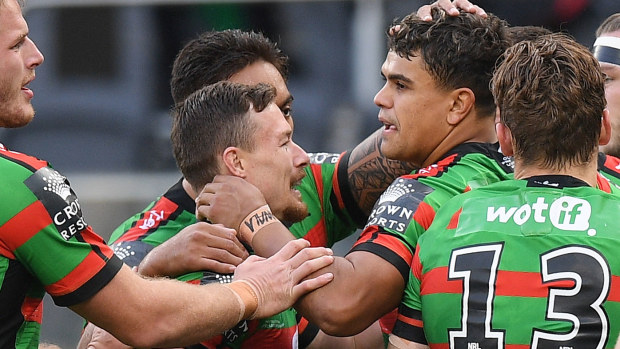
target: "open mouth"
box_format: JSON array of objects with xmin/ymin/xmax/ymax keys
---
[
  {"xmin": 22, "ymin": 78, "xmax": 34, "ymax": 98},
  {"xmin": 291, "ymin": 173, "xmax": 306, "ymax": 193},
  {"xmin": 291, "ymin": 178, "xmax": 303, "ymax": 190},
  {"xmin": 21, "ymin": 86, "xmax": 34, "ymax": 98},
  {"xmin": 379, "ymin": 114, "xmax": 396, "ymax": 131},
  {"xmin": 382, "ymin": 121, "xmax": 397, "ymax": 131}
]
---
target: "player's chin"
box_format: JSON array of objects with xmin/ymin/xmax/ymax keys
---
[
  {"xmin": 3, "ymin": 105, "xmax": 35, "ymax": 128},
  {"xmin": 281, "ymin": 200, "xmax": 309, "ymax": 223}
]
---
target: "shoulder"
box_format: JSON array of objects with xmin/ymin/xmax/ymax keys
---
[
  {"xmin": 598, "ymin": 153, "xmax": 620, "ymax": 187},
  {"xmin": 0, "ymin": 145, "xmax": 50, "ymax": 179},
  {"xmin": 413, "ymin": 143, "xmax": 513, "ymax": 182}
]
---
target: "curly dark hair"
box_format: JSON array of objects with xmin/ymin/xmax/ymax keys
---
[{"xmin": 387, "ymin": 8, "xmax": 509, "ymax": 117}]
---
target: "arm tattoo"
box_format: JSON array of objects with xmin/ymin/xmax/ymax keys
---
[{"xmin": 347, "ymin": 129, "xmax": 417, "ymax": 216}]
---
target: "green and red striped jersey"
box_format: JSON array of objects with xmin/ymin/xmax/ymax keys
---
[
  {"xmin": 393, "ymin": 176, "xmax": 620, "ymax": 348},
  {"xmin": 349, "ymin": 142, "xmax": 514, "ymax": 336},
  {"xmin": 598, "ymin": 152, "xmax": 620, "ymax": 190},
  {"xmin": 0, "ymin": 144, "xmax": 122, "ymax": 349},
  {"xmin": 108, "ymin": 151, "xmax": 361, "ymax": 349}
]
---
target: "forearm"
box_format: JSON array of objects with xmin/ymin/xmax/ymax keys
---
[
  {"xmin": 250, "ymin": 220, "xmax": 297, "ymax": 257},
  {"xmin": 293, "ymin": 256, "xmax": 379, "ymax": 336},
  {"xmin": 72, "ymin": 266, "xmax": 250, "ymax": 348},
  {"xmin": 306, "ymin": 320, "xmax": 383, "ymax": 349},
  {"xmin": 249, "ymin": 223, "xmax": 403, "ymax": 336}
]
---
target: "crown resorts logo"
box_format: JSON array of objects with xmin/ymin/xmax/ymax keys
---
[
  {"xmin": 377, "ymin": 178, "xmax": 415, "ymax": 205},
  {"xmin": 365, "ymin": 177, "xmax": 428, "ymax": 233},
  {"xmin": 25, "ymin": 167, "xmax": 89, "ymax": 240},
  {"xmin": 486, "ymin": 196, "xmax": 594, "ymax": 235},
  {"xmin": 41, "ymin": 169, "xmax": 72, "ymax": 200}
]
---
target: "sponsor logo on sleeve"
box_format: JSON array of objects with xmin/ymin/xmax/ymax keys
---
[
  {"xmin": 364, "ymin": 177, "xmax": 433, "ymax": 233},
  {"xmin": 111, "ymin": 241, "xmax": 153, "ymax": 267},
  {"xmin": 25, "ymin": 167, "xmax": 89, "ymax": 240},
  {"xmin": 308, "ymin": 152, "xmax": 340, "ymax": 164},
  {"xmin": 139, "ymin": 209, "xmax": 165, "ymax": 230}
]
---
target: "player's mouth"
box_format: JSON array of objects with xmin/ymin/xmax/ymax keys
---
[
  {"xmin": 291, "ymin": 174, "xmax": 305, "ymax": 196},
  {"xmin": 381, "ymin": 120, "xmax": 397, "ymax": 133},
  {"xmin": 22, "ymin": 78, "xmax": 34, "ymax": 99},
  {"xmin": 378, "ymin": 114, "xmax": 397, "ymax": 132},
  {"xmin": 383, "ymin": 122, "xmax": 397, "ymax": 131}
]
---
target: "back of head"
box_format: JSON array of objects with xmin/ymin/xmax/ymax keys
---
[
  {"xmin": 170, "ymin": 29, "xmax": 288, "ymax": 105},
  {"xmin": 171, "ymin": 81, "xmax": 276, "ymax": 192},
  {"xmin": 492, "ymin": 33, "xmax": 606, "ymax": 169},
  {"xmin": 505, "ymin": 25, "xmax": 553, "ymax": 46},
  {"xmin": 596, "ymin": 13, "xmax": 620, "ymax": 37},
  {"xmin": 387, "ymin": 9, "xmax": 509, "ymax": 116}
]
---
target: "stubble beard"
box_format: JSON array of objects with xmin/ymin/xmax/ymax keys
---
[
  {"xmin": 0, "ymin": 84, "xmax": 35, "ymax": 128},
  {"xmin": 280, "ymin": 199, "xmax": 309, "ymax": 224}
]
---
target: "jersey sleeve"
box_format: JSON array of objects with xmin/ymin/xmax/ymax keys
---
[
  {"xmin": 349, "ymin": 146, "xmax": 513, "ymax": 282},
  {"xmin": 109, "ymin": 200, "xmax": 193, "ymax": 268},
  {"xmin": 289, "ymin": 152, "xmax": 362, "ymax": 247},
  {"xmin": 391, "ymin": 243, "xmax": 426, "ymax": 344},
  {"xmin": 0, "ymin": 161, "xmax": 122, "ymax": 307},
  {"xmin": 598, "ymin": 152, "xmax": 620, "ymax": 190},
  {"xmin": 348, "ymin": 175, "xmax": 433, "ymax": 281},
  {"xmin": 108, "ymin": 180, "xmax": 198, "ymax": 268}
]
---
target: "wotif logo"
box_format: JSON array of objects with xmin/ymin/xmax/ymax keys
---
[{"xmin": 486, "ymin": 196, "xmax": 591, "ymax": 231}]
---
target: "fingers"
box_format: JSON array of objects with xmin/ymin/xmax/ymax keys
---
[
  {"xmin": 193, "ymin": 222, "xmax": 248, "ymax": 260},
  {"xmin": 389, "ymin": 24, "xmax": 401, "ymax": 36},
  {"xmin": 270, "ymin": 238, "xmax": 311, "ymax": 261},
  {"xmin": 290, "ymin": 253, "xmax": 334, "ymax": 285},
  {"xmin": 417, "ymin": 0, "xmax": 487, "ymax": 21},
  {"xmin": 416, "ymin": 0, "xmax": 457, "ymax": 20},
  {"xmin": 77, "ymin": 322, "xmax": 95, "ymax": 349},
  {"xmin": 195, "ymin": 191, "xmax": 216, "ymax": 222},
  {"xmin": 286, "ymin": 245, "xmax": 334, "ymax": 272},
  {"xmin": 292, "ymin": 272, "xmax": 334, "ymax": 298},
  {"xmin": 186, "ymin": 223, "xmax": 249, "ymax": 272},
  {"xmin": 139, "ymin": 222, "xmax": 248, "ymax": 277},
  {"xmin": 198, "ymin": 259, "xmax": 238, "ymax": 275},
  {"xmin": 454, "ymin": 0, "xmax": 487, "ymax": 17},
  {"xmin": 84, "ymin": 325, "xmax": 131, "ymax": 349},
  {"xmin": 438, "ymin": 0, "xmax": 459, "ymax": 16},
  {"xmin": 416, "ymin": 4, "xmax": 433, "ymax": 21}
]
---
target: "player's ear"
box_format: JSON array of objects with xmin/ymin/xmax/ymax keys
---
[
  {"xmin": 599, "ymin": 108, "xmax": 612, "ymax": 146},
  {"xmin": 222, "ymin": 147, "xmax": 247, "ymax": 178},
  {"xmin": 495, "ymin": 108, "xmax": 514, "ymax": 156},
  {"xmin": 496, "ymin": 121, "xmax": 514, "ymax": 157},
  {"xmin": 446, "ymin": 87, "xmax": 474, "ymax": 125}
]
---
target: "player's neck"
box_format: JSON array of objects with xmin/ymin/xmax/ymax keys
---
[
  {"xmin": 513, "ymin": 158, "xmax": 599, "ymax": 187},
  {"xmin": 182, "ymin": 178, "xmax": 199, "ymax": 200},
  {"xmin": 421, "ymin": 115, "xmax": 496, "ymax": 168}
]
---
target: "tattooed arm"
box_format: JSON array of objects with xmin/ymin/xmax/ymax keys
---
[{"xmin": 347, "ymin": 128, "xmax": 417, "ymax": 216}]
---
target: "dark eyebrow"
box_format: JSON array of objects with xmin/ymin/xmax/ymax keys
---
[
  {"xmin": 13, "ymin": 33, "xmax": 27, "ymax": 45},
  {"xmin": 386, "ymin": 73, "xmax": 413, "ymax": 84},
  {"xmin": 282, "ymin": 94, "xmax": 294, "ymax": 106}
]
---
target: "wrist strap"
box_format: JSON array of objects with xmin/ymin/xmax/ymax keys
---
[
  {"xmin": 226, "ymin": 281, "xmax": 259, "ymax": 322},
  {"xmin": 238, "ymin": 205, "xmax": 279, "ymax": 245}
]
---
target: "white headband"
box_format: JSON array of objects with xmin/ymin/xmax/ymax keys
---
[
  {"xmin": 593, "ymin": 36, "xmax": 620, "ymax": 66},
  {"xmin": 593, "ymin": 36, "xmax": 620, "ymax": 50}
]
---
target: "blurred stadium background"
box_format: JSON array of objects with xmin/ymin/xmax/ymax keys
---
[{"xmin": 9, "ymin": 0, "xmax": 619, "ymax": 347}]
